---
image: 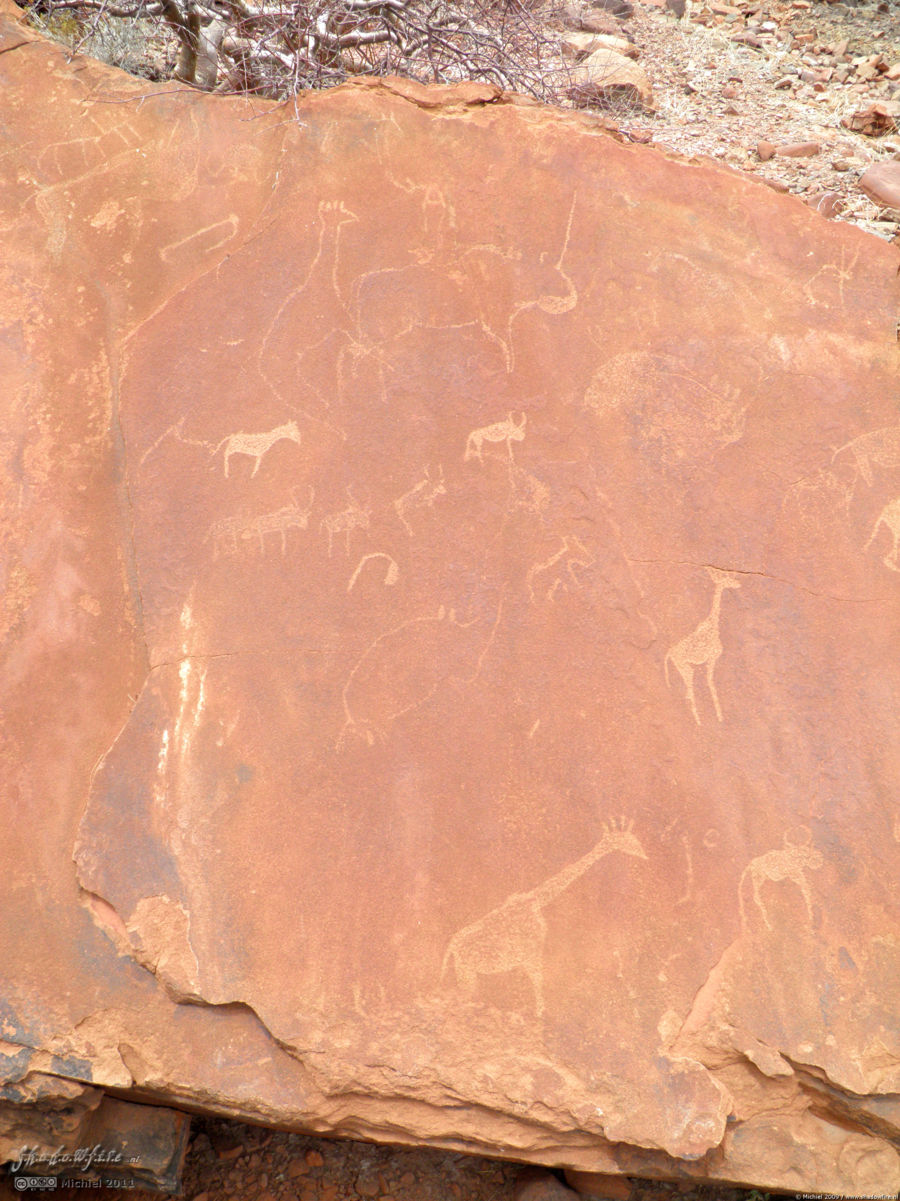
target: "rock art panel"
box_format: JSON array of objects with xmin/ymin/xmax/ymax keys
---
[{"xmin": 2, "ymin": 2, "xmax": 900, "ymax": 1192}]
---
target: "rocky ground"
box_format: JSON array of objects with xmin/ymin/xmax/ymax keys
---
[{"xmin": 589, "ymin": 0, "xmax": 900, "ymax": 242}]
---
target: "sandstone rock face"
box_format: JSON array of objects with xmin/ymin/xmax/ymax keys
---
[{"xmin": 2, "ymin": 3, "xmax": 900, "ymax": 1193}]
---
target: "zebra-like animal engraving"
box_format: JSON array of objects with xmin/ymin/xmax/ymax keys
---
[{"xmin": 214, "ymin": 421, "xmax": 303, "ymax": 478}]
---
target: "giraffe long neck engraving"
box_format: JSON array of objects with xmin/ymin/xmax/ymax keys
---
[{"xmin": 531, "ymin": 839, "xmax": 613, "ymax": 908}]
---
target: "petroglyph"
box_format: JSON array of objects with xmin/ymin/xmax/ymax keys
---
[
  {"xmin": 347, "ymin": 552, "xmax": 399, "ymax": 593},
  {"xmin": 465, "ymin": 195, "xmax": 578, "ymax": 371},
  {"xmin": 664, "ymin": 568, "xmax": 741, "ymax": 725},
  {"xmin": 832, "ymin": 425, "xmax": 900, "ymax": 488},
  {"xmin": 441, "ymin": 817, "xmax": 647, "ymax": 1019},
  {"xmin": 803, "ymin": 246, "xmax": 860, "ymax": 309},
  {"xmin": 508, "ymin": 465, "xmax": 551, "ymax": 518},
  {"xmin": 739, "ymin": 831, "xmax": 824, "ymax": 931},
  {"xmin": 209, "ymin": 513, "xmax": 249, "ymax": 559},
  {"xmin": 208, "ymin": 488, "xmax": 314, "ymax": 558},
  {"xmin": 465, "ymin": 413, "xmax": 527, "ymax": 463},
  {"xmin": 527, "ymin": 535, "xmax": 593, "ymax": 602},
  {"xmin": 138, "ymin": 416, "xmax": 215, "ymax": 471},
  {"xmin": 214, "ymin": 421, "xmax": 302, "ymax": 478},
  {"xmin": 321, "ymin": 486, "xmax": 370, "ymax": 557},
  {"xmin": 338, "ymin": 599, "xmax": 503, "ymax": 749},
  {"xmin": 864, "ymin": 497, "xmax": 900, "ymax": 571},
  {"xmin": 506, "ymin": 195, "xmax": 578, "ymax": 326},
  {"xmin": 244, "ymin": 487, "xmax": 315, "ymax": 554},
  {"xmin": 394, "ymin": 465, "xmax": 446, "ymax": 535}
]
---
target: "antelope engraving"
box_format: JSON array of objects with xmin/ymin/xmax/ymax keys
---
[
  {"xmin": 664, "ymin": 568, "xmax": 741, "ymax": 726},
  {"xmin": 864, "ymin": 496, "xmax": 900, "ymax": 571},
  {"xmin": 441, "ymin": 817, "xmax": 647, "ymax": 1019},
  {"xmin": 214, "ymin": 421, "xmax": 303, "ymax": 478},
  {"xmin": 394, "ymin": 465, "xmax": 446, "ymax": 536},
  {"xmin": 464, "ymin": 413, "xmax": 527, "ymax": 463},
  {"xmin": 321, "ymin": 486, "xmax": 370, "ymax": 556},
  {"xmin": 527, "ymin": 534, "xmax": 593, "ymax": 602},
  {"xmin": 244, "ymin": 486, "xmax": 315, "ymax": 554},
  {"xmin": 738, "ymin": 831, "xmax": 824, "ymax": 931}
]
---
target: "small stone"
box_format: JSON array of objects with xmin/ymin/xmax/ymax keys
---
[
  {"xmin": 565, "ymin": 1168, "xmax": 632, "ymax": 1199},
  {"xmin": 721, "ymin": 84, "xmax": 739, "ymax": 99},
  {"xmin": 842, "ymin": 103, "xmax": 899, "ymax": 136},
  {"xmin": 514, "ymin": 1167, "xmax": 580, "ymax": 1201},
  {"xmin": 665, "ymin": 0, "xmax": 686, "ymax": 15},
  {"xmin": 288, "ymin": 1158, "xmax": 309, "ymax": 1178},
  {"xmin": 567, "ymin": 47, "xmax": 654, "ymax": 109},
  {"xmin": 774, "ymin": 76, "xmax": 794, "ymax": 90},
  {"xmin": 760, "ymin": 176, "xmax": 791, "ymax": 193},
  {"xmin": 731, "ymin": 31, "xmax": 762, "ymax": 46},
  {"xmin": 305, "ymin": 1148, "xmax": 325, "ymax": 1167},
  {"xmin": 775, "ymin": 141, "xmax": 821, "ymax": 157},
  {"xmin": 192, "ymin": 1193, "xmax": 210, "ymax": 1201},
  {"xmin": 218, "ymin": 1145, "xmax": 244, "ymax": 1161},
  {"xmin": 589, "ymin": 0, "xmax": 634, "ymax": 15},
  {"xmin": 757, "ymin": 140, "xmax": 776, "ymax": 161},
  {"xmin": 805, "ymin": 191, "xmax": 843, "ymax": 218}
]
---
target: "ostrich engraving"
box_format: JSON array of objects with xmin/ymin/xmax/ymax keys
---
[
  {"xmin": 441, "ymin": 817, "xmax": 647, "ymax": 1019},
  {"xmin": 664, "ymin": 568, "xmax": 742, "ymax": 725}
]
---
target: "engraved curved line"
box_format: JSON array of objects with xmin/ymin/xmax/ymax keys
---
[{"xmin": 347, "ymin": 552, "xmax": 400, "ymax": 592}]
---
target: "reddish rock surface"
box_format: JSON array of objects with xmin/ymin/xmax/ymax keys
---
[
  {"xmin": 859, "ymin": 161, "xmax": 900, "ymax": 214},
  {"xmin": 2, "ymin": 0, "xmax": 900, "ymax": 1194}
]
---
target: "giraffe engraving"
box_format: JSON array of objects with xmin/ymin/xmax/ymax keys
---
[
  {"xmin": 664, "ymin": 568, "xmax": 742, "ymax": 725},
  {"xmin": 441, "ymin": 817, "xmax": 647, "ymax": 1019}
]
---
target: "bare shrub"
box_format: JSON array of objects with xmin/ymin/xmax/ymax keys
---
[{"xmin": 20, "ymin": 0, "xmax": 571, "ymax": 101}]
